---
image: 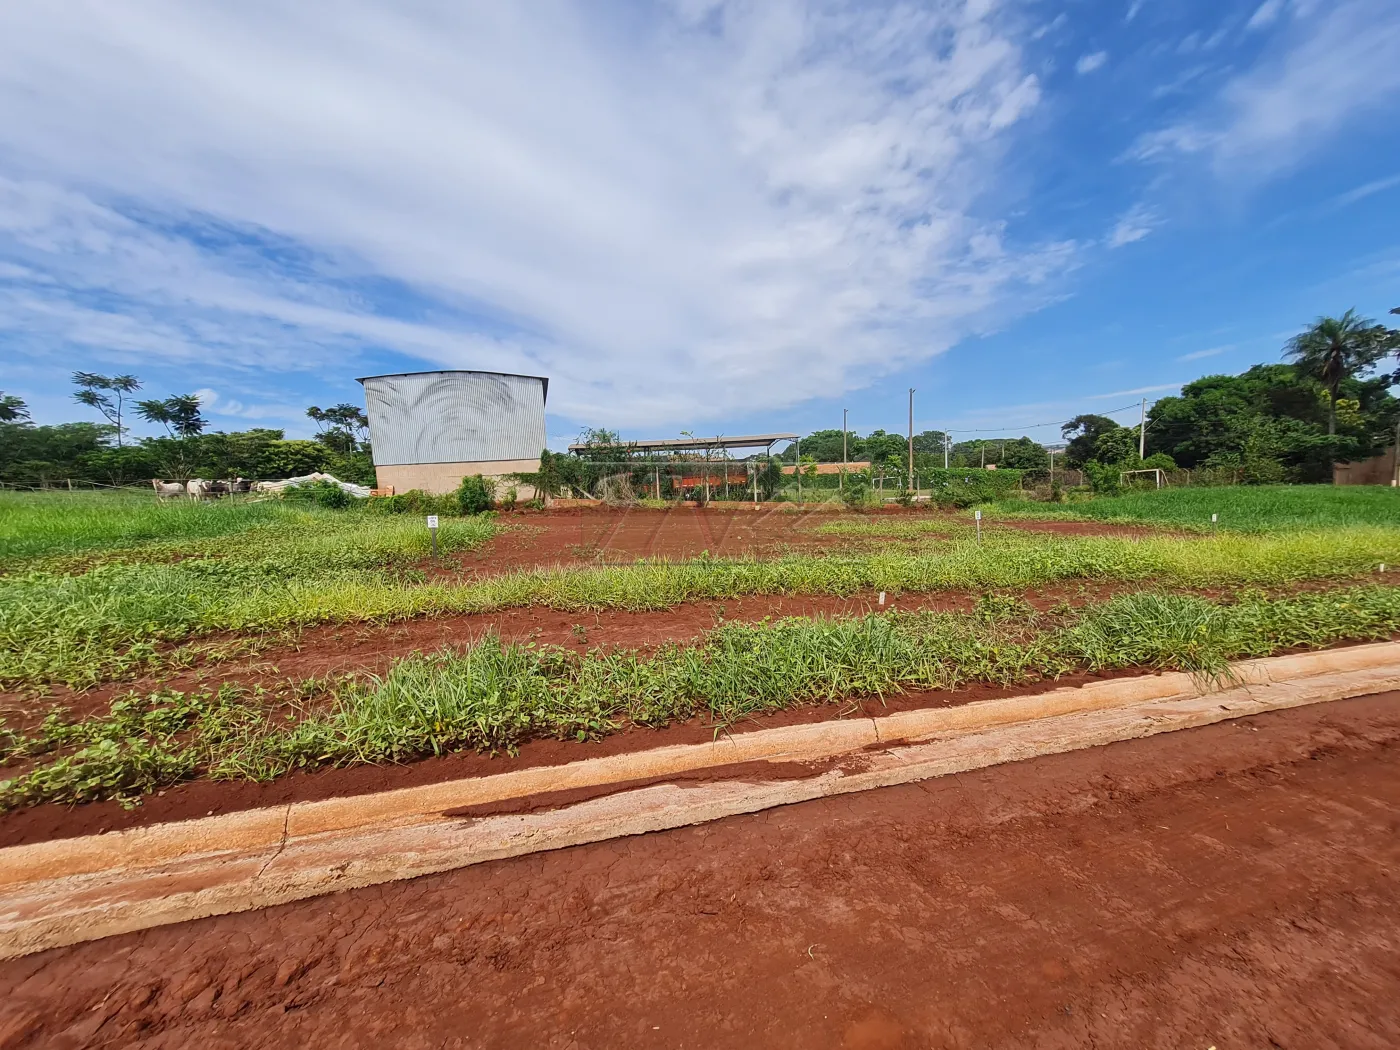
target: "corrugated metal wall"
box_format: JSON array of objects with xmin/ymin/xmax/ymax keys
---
[{"xmin": 360, "ymin": 371, "xmax": 547, "ymax": 466}]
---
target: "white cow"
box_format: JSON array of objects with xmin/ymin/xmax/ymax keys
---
[
  {"xmin": 151, "ymin": 479, "xmax": 184, "ymax": 499},
  {"xmin": 186, "ymin": 479, "xmax": 209, "ymax": 500}
]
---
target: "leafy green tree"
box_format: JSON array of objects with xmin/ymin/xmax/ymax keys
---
[
  {"xmin": 135, "ymin": 395, "xmax": 208, "ymax": 437},
  {"xmin": 71, "ymin": 372, "xmax": 140, "ymax": 446},
  {"xmin": 308, "ymin": 404, "xmax": 370, "ymax": 454},
  {"xmin": 999, "ymin": 437, "xmax": 1050, "ymax": 470},
  {"xmin": 0, "ymin": 392, "xmax": 28, "ymax": 422},
  {"xmin": 1284, "ymin": 310, "xmax": 1387, "ymax": 438},
  {"xmin": 1061, "ymin": 415, "xmax": 1121, "ymax": 468},
  {"xmin": 1092, "ymin": 427, "xmax": 1139, "ymax": 466},
  {"xmin": 911, "ymin": 430, "xmax": 949, "ymax": 456},
  {"xmin": 0, "ymin": 422, "xmax": 112, "ymax": 484},
  {"xmin": 256, "ymin": 440, "xmax": 332, "ymax": 478}
]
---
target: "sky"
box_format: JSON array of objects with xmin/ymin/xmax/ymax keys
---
[{"xmin": 2, "ymin": 0, "xmax": 1398, "ymax": 449}]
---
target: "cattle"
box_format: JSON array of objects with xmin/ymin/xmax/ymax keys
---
[
  {"xmin": 151, "ymin": 480, "xmax": 184, "ymax": 499},
  {"xmin": 186, "ymin": 479, "xmax": 208, "ymax": 500},
  {"xmin": 227, "ymin": 477, "xmax": 252, "ymax": 495}
]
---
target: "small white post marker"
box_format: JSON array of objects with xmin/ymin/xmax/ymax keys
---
[
  {"xmin": 974, "ymin": 509, "xmax": 982, "ymax": 542},
  {"xmin": 426, "ymin": 514, "xmax": 439, "ymax": 557}
]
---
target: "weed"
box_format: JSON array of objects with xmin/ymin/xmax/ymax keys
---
[{"xmin": 10, "ymin": 584, "xmax": 1400, "ymax": 809}]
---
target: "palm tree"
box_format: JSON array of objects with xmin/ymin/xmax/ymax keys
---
[{"xmin": 1284, "ymin": 310, "xmax": 1386, "ymax": 438}]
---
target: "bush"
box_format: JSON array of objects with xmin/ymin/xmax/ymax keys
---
[
  {"xmin": 366, "ymin": 489, "xmax": 459, "ymax": 516},
  {"xmin": 924, "ymin": 468, "xmax": 1025, "ymax": 508},
  {"xmin": 841, "ymin": 472, "xmax": 872, "ymax": 510},
  {"xmin": 282, "ymin": 479, "xmax": 357, "ymax": 510},
  {"xmin": 456, "ymin": 474, "xmax": 496, "ymax": 515}
]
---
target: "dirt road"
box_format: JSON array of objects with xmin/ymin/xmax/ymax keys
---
[{"xmin": 4, "ymin": 694, "xmax": 1399, "ymax": 1049}]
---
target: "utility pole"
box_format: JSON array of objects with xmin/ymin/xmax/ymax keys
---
[
  {"xmin": 841, "ymin": 408, "xmax": 848, "ymax": 492},
  {"xmin": 1139, "ymin": 398, "xmax": 1147, "ymax": 460},
  {"xmin": 1049, "ymin": 449, "xmax": 1057, "ymax": 482},
  {"xmin": 944, "ymin": 433, "xmax": 949, "ymax": 469},
  {"xmin": 1393, "ymin": 418, "xmax": 1400, "ymax": 487},
  {"xmin": 907, "ymin": 389, "xmax": 915, "ymax": 494},
  {"xmin": 796, "ymin": 435, "xmax": 802, "ymax": 505}
]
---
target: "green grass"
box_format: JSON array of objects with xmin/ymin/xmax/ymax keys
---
[
  {"xmin": 0, "ymin": 509, "xmax": 499, "ymax": 686},
  {"xmin": 0, "ymin": 489, "xmax": 331, "ymax": 562},
  {"xmin": 8, "ymin": 584, "xmax": 1400, "ymax": 809},
  {"xmin": 989, "ymin": 485, "xmax": 1400, "ymax": 532},
  {"xmin": 4, "ymin": 525, "xmax": 1399, "ymax": 688}
]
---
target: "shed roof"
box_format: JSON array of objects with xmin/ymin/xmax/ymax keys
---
[{"xmin": 568, "ymin": 433, "xmax": 798, "ymax": 453}]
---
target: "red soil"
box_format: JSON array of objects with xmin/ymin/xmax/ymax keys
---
[{"xmin": 3, "ymin": 694, "xmax": 1398, "ymax": 1048}]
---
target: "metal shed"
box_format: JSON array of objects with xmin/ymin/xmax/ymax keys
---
[{"xmin": 357, "ymin": 369, "xmax": 548, "ymax": 495}]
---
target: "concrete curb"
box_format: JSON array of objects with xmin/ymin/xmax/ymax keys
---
[{"xmin": 2, "ymin": 642, "xmax": 1398, "ymax": 959}]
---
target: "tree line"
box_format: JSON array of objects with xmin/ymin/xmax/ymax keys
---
[
  {"xmin": 785, "ymin": 309, "xmax": 1400, "ymax": 488},
  {"xmin": 0, "ymin": 374, "xmax": 375, "ymax": 487}
]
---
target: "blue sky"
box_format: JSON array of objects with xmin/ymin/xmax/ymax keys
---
[{"xmin": 2, "ymin": 0, "xmax": 1398, "ymax": 448}]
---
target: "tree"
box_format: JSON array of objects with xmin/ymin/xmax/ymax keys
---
[
  {"xmin": 911, "ymin": 430, "xmax": 950, "ymax": 456},
  {"xmin": 307, "ymin": 403, "xmax": 370, "ymax": 454},
  {"xmin": 999, "ymin": 436, "xmax": 1051, "ymax": 471},
  {"xmin": 71, "ymin": 373, "xmax": 140, "ymax": 446},
  {"xmin": 1284, "ymin": 310, "xmax": 1388, "ymax": 439},
  {"xmin": 1060, "ymin": 415, "xmax": 1121, "ymax": 467},
  {"xmin": 136, "ymin": 395, "xmax": 208, "ymax": 437},
  {"xmin": 0, "ymin": 392, "xmax": 29, "ymax": 423}
]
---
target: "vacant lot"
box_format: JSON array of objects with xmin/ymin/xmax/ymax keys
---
[{"xmin": 4, "ymin": 487, "xmax": 1400, "ymax": 824}]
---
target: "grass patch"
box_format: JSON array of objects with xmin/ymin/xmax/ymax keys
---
[
  {"xmin": 0, "ymin": 489, "xmax": 333, "ymax": 563},
  {"xmin": 987, "ymin": 485, "xmax": 1400, "ymax": 532},
  {"xmin": 6, "ymin": 585, "xmax": 1400, "ymax": 809},
  {"xmin": 5, "ymin": 526, "xmax": 1400, "ymax": 688}
]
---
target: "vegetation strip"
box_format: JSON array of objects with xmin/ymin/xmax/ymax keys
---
[
  {"xmin": 3, "ymin": 646, "xmax": 1397, "ymax": 960},
  {"xmin": 8, "ymin": 585, "xmax": 1400, "ymax": 810},
  {"xmin": 5, "ymin": 520, "xmax": 1400, "ymax": 688}
]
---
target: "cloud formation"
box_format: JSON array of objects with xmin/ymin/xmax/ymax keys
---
[
  {"xmin": 0, "ymin": 0, "xmax": 1072, "ymax": 428},
  {"xmin": 1128, "ymin": 0, "xmax": 1400, "ymax": 175},
  {"xmin": 1076, "ymin": 51, "xmax": 1109, "ymax": 75},
  {"xmin": 1107, "ymin": 204, "xmax": 1160, "ymax": 248}
]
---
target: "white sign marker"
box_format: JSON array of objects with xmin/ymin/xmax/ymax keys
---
[
  {"xmin": 426, "ymin": 515, "xmax": 439, "ymax": 529},
  {"xmin": 974, "ymin": 510, "xmax": 982, "ymax": 520}
]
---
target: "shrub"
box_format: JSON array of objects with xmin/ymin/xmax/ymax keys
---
[
  {"xmin": 366, "ymin": 489, "xmax": 458, "ymax": 516},
  {"xmin": 925, "ymin": 468, "xmax": 1025, "ymax": 508},
  {"xmin": 457, "ymin": 474, "xmax": 496, "ymax": 515},
  {"xmin": 282, "ymin": 479, "xmax": 357, "ymax": 510}
]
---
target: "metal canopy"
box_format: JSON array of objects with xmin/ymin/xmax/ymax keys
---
[{"xmin": 567, "ymin": 433, "xmax": 798, "ymax": 454}]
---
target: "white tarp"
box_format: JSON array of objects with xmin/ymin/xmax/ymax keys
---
[{"xmin": 255, "ymin": 473, "xmax": 372, "ymax": 498}]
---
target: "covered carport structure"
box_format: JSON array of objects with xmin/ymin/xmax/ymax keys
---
[{"xmin": 566, "ymin": 433, "xmax": 799, "ymax": 503}]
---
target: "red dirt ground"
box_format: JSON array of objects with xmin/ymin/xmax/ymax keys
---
[
  {"xmin": 453, "ymin": 505, "xmax": 1163, "ymax": 575},
  {"xmin": 3, "ymin": 694, "xmax": 1398, "ymax": 1049}
]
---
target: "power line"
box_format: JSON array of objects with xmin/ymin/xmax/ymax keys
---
[{"xmin": 942, "ymin": 400, "xmax": 1152, "ymax": 435}]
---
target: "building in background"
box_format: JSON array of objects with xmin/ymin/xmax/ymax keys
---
[{"xmin": 358, "ymin": 369, "xmax": 547, "ymax": 496}]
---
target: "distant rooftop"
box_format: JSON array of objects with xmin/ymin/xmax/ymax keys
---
[{"xmin": 568, "ymin": 433, "xmax": 798, "ymax": 454}]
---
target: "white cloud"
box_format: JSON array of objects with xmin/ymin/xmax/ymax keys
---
[
  {"xmin": 1031, "ymin": 13, "xmax": 1067, "ymax": 40},
  {"xmin": 0, "ymin": 0, "xmax": 1071, "ymax": 429},
  {"xmin": 1328, "ymin": 173, "xmax": 1400, "ymax": 209},
  {"xmin": 1128, "ymin": 0, "xmax": 1400, "ymax": 176},
  {"xmin": 1247, "ymin": 0, "xmax": 1286, "ymax": 30},
  {"xmin": 1107, "ymin": 204, "xmax": 1160, "ymax": 248},
  {"xmin": 1125, "ymin": 1, "xmax": 1145, "ymax": 23},
  {"xmin": 1176, "ymin": 345, "xmax": 1230, "ymax": 362},
  {"xmin": 1075, "ymin": 51, "xmax": 1108, "ymax": 75},
  {"xmin": 1087, "ymin": 383, "xmax": 1183, "ymax": 399}
]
